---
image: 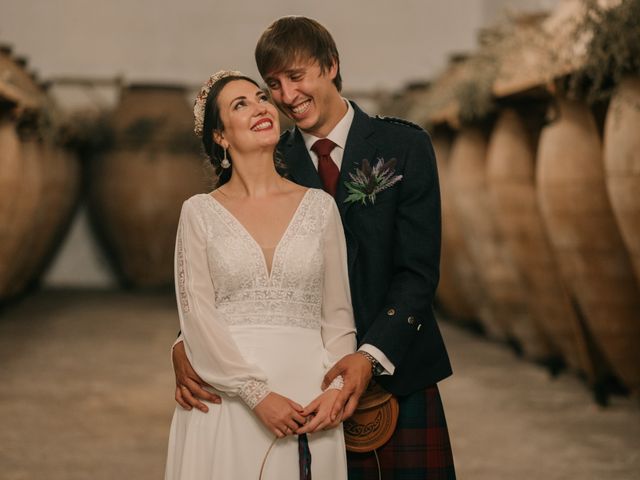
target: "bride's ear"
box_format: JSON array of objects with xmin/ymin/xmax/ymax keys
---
[{"xmin": 213, "ymin": 130, "xmax": 227, "ymax": 149}]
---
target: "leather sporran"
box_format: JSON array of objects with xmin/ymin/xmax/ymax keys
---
[{"xmin": 344, "ymin": 382, "xmax": 399, "ymax": 453}]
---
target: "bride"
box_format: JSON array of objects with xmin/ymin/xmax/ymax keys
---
[{"xmin": 164, "ymin": 70, "xmax": 356, "ymax": 479}]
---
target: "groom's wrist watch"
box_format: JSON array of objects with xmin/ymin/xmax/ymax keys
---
[{"xmin": 357, "ymin": 351, "xmax": 384, "ymax": 376}]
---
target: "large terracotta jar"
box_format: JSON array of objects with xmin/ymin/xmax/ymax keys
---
[
  {"xmin": 88, "ymin": 84, "xmax": 210, "ymax": 288},
  {"xmin": 487, "ymin": 108, "xmax": 596, "ymax": 378},
  {"xmin": 432, "ymin": 128, "xmax": 481, "ymax": 324},
  {"xmin": 537, "ymin": 97, "xmax": 640, "ymax": 395},
  {"xmin": 449, "ymin": 127, "xmax": 553, "ymax": 361},
  {"xmin": 7, "ymin": 141, "xmax": 80, "ymax": 295},
  {"xmin": 0, "ymin": 117, "xmax": 35, "ymax": 299},
  {"xmin": 0, "ymin": 118, "xmax": 80, "ymax": 301},
  {"xmin": 0, "ymin": 49, "xmax": 79, "ymax": 302},
  {"xmin": 604, "ymin": 76, "xmax": 640, "ymax": 286}
]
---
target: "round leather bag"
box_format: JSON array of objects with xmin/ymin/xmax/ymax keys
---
[{"xmin": 344, "ymin": 382, "xmax": 399, "ymax": 453}]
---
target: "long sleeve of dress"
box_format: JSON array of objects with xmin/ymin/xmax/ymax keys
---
[
  {"xmin": 175, "ymin": 199, "xmax": 270, "ymax": 409},
  {"xmin": 320, "ymin": 199, "xmax": 357, "ymax": 388}
]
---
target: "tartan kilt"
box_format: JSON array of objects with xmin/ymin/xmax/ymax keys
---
[{"xmin": 347, "ymin": 385, "xmax": 456, "ymax": 480}]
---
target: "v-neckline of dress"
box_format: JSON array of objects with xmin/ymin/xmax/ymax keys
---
[{"xmin": 206, "ymin": 189, "xmax": 312, "ymax": 281}]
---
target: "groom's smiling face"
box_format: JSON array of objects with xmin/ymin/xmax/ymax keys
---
[{"xmin": 264, "ymin": 57, "xmax": 342, "ymax": 138}]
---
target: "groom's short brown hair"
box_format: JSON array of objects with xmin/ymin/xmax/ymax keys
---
[{"xmin": 255, "ymin": 16, "xmax": 342, "ymax": 91}]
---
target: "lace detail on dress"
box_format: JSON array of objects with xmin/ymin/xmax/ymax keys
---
[
  {"xmin": 327, "ymin": 375, "xmax": 344, "ymax": 391},
  {"xmin": 238, "ymin": 379, "xmax": 271, "ymax": 409},
  {"xmin": 176, "ymin": 225, "xmax": 190, "ymax": 313},
  {"xmin": 192, "ymin": 190, "xmax": 334, "ymax": 330}
]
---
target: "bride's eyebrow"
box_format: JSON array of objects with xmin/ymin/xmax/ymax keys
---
[{"xmin": 229, "ymin": 96, "xmax": 247, "ymax": 105}]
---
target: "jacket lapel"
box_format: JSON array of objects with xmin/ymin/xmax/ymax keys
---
[
  {"xmin": 282, "ymin": 128, "xmax": 322, "ymax": 189},
  {"xmin": 336, "ymin": 102, "xmax": 378, "ymax": 219}
]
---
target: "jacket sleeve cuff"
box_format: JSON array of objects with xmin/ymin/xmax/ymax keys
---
[{"xmin": 361, "ymin": 306, "xmax": 424, "ymax": 365}]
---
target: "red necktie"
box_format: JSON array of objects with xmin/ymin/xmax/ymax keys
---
[{"xmin": 311, "ymin": 138, "xmax": 339, "ymax": 197}]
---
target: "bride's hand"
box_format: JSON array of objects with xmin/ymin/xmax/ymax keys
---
[
  {"xmin": 296, "ymin": 388, "xmax": 342, "ymax": 434},
  {"xmin": 253, "ymin": 392, "xmax": 306, "ymax": 438}
]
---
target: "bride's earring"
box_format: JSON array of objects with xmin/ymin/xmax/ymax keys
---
[{"xmin": 221, "ymin": 147, "xmax": 231, "ymax": 169}]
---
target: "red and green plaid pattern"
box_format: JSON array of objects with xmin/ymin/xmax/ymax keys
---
[{"xmin": 347, "ymin": 385, "xmax": 455, "ymax": 479}]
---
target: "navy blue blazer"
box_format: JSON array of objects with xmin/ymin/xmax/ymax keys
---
[{"xmin": 280, "ymin": 102, "xmax": 452, "ymax": 396}]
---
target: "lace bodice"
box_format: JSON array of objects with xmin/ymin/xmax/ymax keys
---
[
  {"xmin": 175, "ymin": 189, "xmax": 356, "ymax": 408},
  {"xmin": 203, "ymin": 189, "xmax": 327, "ymax": 329}
]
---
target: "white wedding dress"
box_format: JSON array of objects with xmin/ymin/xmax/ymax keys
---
[{"xmin": 164, "ymin": 188, "xmax": 356, "ymax": 480}]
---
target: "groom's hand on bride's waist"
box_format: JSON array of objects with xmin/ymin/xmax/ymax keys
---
[
  {"xmin": 323, "ymin": 353, "xmax": 373, "ymax": 422},
  {"xmin": 173, "ymin": 340, "xmax": 221, "ymax": 412}
]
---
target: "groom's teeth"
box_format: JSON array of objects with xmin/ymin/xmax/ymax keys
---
[{"xmin": 292, "ymin": 100, "xmax": 311, "ymax": 114}]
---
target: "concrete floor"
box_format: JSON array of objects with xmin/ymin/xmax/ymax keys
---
[{"xmin": 0, "ymin": 290, "xmax": 638, "ymax": 480}]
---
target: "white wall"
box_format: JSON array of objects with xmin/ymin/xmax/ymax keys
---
[{"xmin": 0, "ymin": 0, "xmax": 487, "ymax": 91}]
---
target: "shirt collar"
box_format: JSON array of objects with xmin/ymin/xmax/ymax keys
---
[{"xmin": 300, "ymin": 99, "xmax": 354, "ymax": 152}]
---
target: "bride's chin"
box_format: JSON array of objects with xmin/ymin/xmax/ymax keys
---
[
  {"xmin": 262, "ymin": 135, "xmax": 281, "ymax": 149},
  {"xmin": 257, "ymin": 142, "xmax": 278, "ymax": 154}
]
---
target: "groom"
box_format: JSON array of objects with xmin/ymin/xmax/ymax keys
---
[{"xmin": 173, "ymin": 16, "xmax": 455, "ymax": 478}]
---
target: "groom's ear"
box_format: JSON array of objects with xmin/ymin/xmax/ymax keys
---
[{"xmin": 327, "ymin": 59, "xmax": 338, "ymax": 81}]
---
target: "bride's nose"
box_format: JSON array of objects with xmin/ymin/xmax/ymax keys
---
[{"xmin": 254, "ymin": 102, "xmax": 268, "ymax": 116}]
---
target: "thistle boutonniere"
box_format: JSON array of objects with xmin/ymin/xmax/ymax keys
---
[{"xmin": 344, "ymin": 157, "xmax": 403, "ymax": 205}]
